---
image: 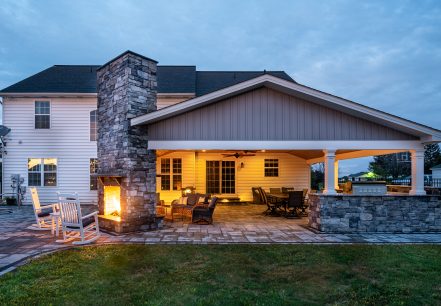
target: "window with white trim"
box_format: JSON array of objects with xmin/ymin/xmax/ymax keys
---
[
  {"xmin": 160, "ymin": 158, "xmax": 182, "ymax": 191},
  {"xmin": 264, "ymin": 159, "xmax": 279, "ymax": 177},
  {"xmin": 28, "ymin": 158, "xmax": 57, "ymax": 186},
  {"xmin": 90, "ymin": 158, "xmax": 98, "ymax": 190},
  {"xmin": 35, "ymin": 101, "xmax": 50, "ymax": 129},
  {"xmin": 90, "ymin": 110, "xmax": 97, "ymax": 141}
]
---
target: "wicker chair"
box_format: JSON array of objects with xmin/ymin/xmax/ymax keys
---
[{"xmin": 191, "ymin": 197, "xmax": 218, "ymax": 224}]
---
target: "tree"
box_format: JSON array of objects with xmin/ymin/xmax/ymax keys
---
[
  {"xmin": 369, "ymin": 144, "xmax": 441, "ymax": 178},
  {"xmin": 369, "ymin": 154, "xmax": 410, "ymax": 179},
  {"xmin": 424, "ymin": 143, "xmax": 441, "ymax": 173},
  {"xmin": 311, "ymin": 163, "xmax": 324, "ymax": 190}
]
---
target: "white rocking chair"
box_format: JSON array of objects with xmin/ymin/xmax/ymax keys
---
[
  {"xmin": 29, "ymin": 187, "xmax": 56, "ymax": 230},
  {"xmin": 57, "ymin": 192, "xmax": 101, "ymax": 245}
]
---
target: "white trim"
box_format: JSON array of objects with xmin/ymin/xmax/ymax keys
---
[
  {"xmin": 148, "ymin": 140, "xmax": 425, "ymax": 151},
  {"xmin": 131, "ymin": 74, "xmax": 441, "ymax": 140},
  {"xmin": 89, "ymin": 109, "xmax": 97, "ymax": 142},
  {"xmin": 0, "ymin": 92, "xmax": 97, "ymax": 98},
  {"xmin": 306, "ymin": 149, "xmax": 408, "ymax": 164}
]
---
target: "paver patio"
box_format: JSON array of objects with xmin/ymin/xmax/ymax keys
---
[{"xmin": 1, "ymin": 204, "xmax": 441, "ymax": 275}]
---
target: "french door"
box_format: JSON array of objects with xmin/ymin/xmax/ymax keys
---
[{"xmin": 206, "ymin": 161, "xmax": 235, "ymax": 194}]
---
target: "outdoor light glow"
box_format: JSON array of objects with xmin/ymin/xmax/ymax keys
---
[{"xmin": 104, "ymin": 186, "xmax": 121, "ymax": 218}]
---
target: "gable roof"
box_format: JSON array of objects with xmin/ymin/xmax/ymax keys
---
[
  {"xmin": 0, "ymin": 65, "xmax": 100, "ymax": 94},
  {"xmin": 431, "ymin": 164, "xmax": 441, "ymax": 170},
  {"xmin": 0, "ymin": 65, "xmax": 294, "ymax": 96},
  {"xmin": 131, "ymin": 74, "xmax": 441, "ymax": 142}
]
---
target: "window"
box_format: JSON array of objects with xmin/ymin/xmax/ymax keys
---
[
  {"xmin": 28, "ymin": 158, "xmax": 57, "ymax": 186},
  {"xmin": 90, "ymin": 158, "xmax": 98, "ymax": 190},
  {"xmin": 35, "ymin": 101, "xmax": 50, "ymax": 129},
  {"xmin": 264, "ymin": 159, "xmax": 279, "ymax": 177},
  {"xmin": 160, "ymin": 158, "xmax": 182, "ymax": 191},
  {"xmin": 206, "ymin": 161, "xmax": 235, "ymax": 194},
  {"xmin": 172, "ymin": 158, "xmax": 182, "ymax": 191},
  {"xmin": 90, "ymin": 110, "xmax": 97, "ymax": 141}
]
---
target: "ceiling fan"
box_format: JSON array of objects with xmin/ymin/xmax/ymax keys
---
[{"xmin": 221, "ymin": 150, "xmax": 257, "ymax": 158}]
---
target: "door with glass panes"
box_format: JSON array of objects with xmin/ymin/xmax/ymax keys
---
[{"xmin": 206, "ymin": 161, "xmax": 235, "ymax": 194}]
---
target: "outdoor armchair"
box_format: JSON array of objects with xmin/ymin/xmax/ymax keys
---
[{"xmin": 191, "ymin": 197, "xmax": 218, "ymax": 224}]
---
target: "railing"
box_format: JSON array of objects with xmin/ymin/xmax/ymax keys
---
[{"xmin": 338, "ymin": 177, "xmax": 441, "ymax": 188}]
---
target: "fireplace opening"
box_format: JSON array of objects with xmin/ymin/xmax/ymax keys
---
[{"xmin": 104, "ymin": 186, "xmax": 121, "ymax": 220}]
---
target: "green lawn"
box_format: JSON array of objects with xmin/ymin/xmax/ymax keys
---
[{"xmin": 1, "ymin": 245, "xmax": 441, "ymax": 305}]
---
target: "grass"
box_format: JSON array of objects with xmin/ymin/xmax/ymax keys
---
[{"xmin": 0, "ymin": 245, "xmax": 441, "ymax": 305}]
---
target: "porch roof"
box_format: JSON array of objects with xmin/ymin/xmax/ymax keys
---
[{"xmin": 132, "ymin": 74, "xmax": 441, "ymax": 143}]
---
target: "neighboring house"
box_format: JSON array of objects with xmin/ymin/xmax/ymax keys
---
[
  {"xmin": 431, "ymin": 164, "xmax": 441, "ymax": 179},
  {"xmin": 347, "ymin": 172, "xmax": 368, "ymax": 182}
]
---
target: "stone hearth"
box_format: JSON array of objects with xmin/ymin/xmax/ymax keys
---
[{"xmin": 96, "ymin": 51, "xmax": 158, "ymax": 233}]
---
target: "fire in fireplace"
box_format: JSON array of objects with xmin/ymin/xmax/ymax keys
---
[{"xmin": 104, "ymin": 186, "xmax": 121, "ymax": 219}]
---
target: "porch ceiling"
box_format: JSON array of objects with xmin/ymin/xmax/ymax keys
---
[{"xmin": 156, "ymin": 149, "xmax": 407, "ymax": 163}]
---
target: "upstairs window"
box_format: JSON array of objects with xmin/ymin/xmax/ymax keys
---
[
  {"xmin": 90, "ymin": 110, "xmax": 97, "ymax": 141},
  {"xmin": 35, "ymin": 101, "xmax": 50, "ymax": 129},
  {"xmin": 264, "ymin": 159, "xmax": 279, "ymax": 177},
  {"xmin": 28, "ymin": 158, "xmax": 57, "ymax": 186}
]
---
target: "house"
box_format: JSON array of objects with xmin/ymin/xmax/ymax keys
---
[
  {"xmin": 347, "ymin": 172, "xmax": 368, "ymax": 182},
  {"xmin": 1, "ymin": 50, "xmax": 441, "ymax": 233},
  {"xmin": 431, "ymin": 164, "xmax": 441, "ymax": 179}
]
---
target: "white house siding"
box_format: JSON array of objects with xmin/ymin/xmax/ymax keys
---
[
  {"xmin": 156, "ymin": 151, "xmax": 310, "ymax": 204},
  {"xmin": 2, "ymin": 96, "xmax": 98, "ymax": 205}
]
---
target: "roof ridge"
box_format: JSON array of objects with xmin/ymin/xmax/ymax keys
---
[{"xmin": 54, "ymin": 65, "xmax": 100, "ymax": 67}]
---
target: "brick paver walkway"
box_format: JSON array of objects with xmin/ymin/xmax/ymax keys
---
[{"xmin": 1, "ymin": 204, "xmax": 441, "ymax": 275}]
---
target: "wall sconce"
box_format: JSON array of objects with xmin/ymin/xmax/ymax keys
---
[{"xmin": 240, "ymin": 162, "xmax": 244, "ymax": 168}]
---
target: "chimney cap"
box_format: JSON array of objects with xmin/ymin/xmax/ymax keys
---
[{"xmin": 98, "ymin": 50, "xmax": 158, "ymax": 71}]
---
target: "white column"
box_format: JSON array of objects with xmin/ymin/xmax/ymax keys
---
[
  {"xmin": 323, "ymin": 149, "xmax": 337, "ymax": 195},
  {"xmin": 409, "ymin": 149, "xmax": 426, "ymax": 195},
  {"xmin": 334, "ymin": 160, "xmax": 339, "ymax": 190}
]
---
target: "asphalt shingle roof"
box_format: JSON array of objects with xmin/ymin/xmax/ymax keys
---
[{"xmin": 0, "ymin": 65, "xmax": 295, "ymax": 96}]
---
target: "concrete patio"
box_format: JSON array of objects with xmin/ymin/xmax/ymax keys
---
[{"xmin": 2, "ymin": 204, "xmax": 441, "ymax": 275}]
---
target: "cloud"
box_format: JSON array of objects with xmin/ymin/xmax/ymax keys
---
[{"xmin": 0, "ymin": 0, "xmax": 440, "ymax": 173}]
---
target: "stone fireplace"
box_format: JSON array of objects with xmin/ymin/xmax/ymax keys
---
[{"xmin": 96, "ymin": 51, "xmax": 158, "ymax": 233}]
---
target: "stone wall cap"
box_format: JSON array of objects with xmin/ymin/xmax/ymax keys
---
[{"xmin": 97, "ymin": 50, "xmax": 158, "ymax": 71}]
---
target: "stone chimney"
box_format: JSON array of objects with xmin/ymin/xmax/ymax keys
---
[{"xmin": 96, "ymin": 51, "xmax": 158, "ymax": 232}]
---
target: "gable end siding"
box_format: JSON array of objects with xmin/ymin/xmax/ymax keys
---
[{"xmin": 148, "ymin": 87, "xmax": 418, "ymax": 141}]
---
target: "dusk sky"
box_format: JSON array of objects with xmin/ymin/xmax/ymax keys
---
[{"xmin": 1, "ymin": 0, "xmax": 440, "ymax": 176}]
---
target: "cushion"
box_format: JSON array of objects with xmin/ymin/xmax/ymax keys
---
[
  {"xmin": 37, "ymin": 209, "xmax": 52, "ymax": 217},
  {"xmin": 66, "ymin": 216, "xmax": 95, "ymax": 229},
  {"xmin": 198, "ymin": 196, "xmax": 206, "ymax": 204},
  {"xmin": 186, "ymin": 193, "xmax": 199, "ymax": 205},
  {"xmin": 178, "ymin": 197, "xmax": 188, "ymax": 205}
]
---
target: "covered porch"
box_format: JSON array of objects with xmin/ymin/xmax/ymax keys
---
[{"xmin": 130, "ymin": 74, "xmax": 441, "ymax": 233}]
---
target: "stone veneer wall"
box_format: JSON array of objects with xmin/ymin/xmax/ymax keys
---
[
  {"xmin": 97, "ymin": 51, "xmax": 158, "ymax": 232},
  {"xmin": 308, "ymin": 194, "xmax": 441, "ymax": 233}
]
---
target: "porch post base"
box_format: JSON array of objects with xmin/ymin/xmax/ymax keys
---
[{"xmin": 409, "ymin": 189, "xmax": 426, "ymax": 196}]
